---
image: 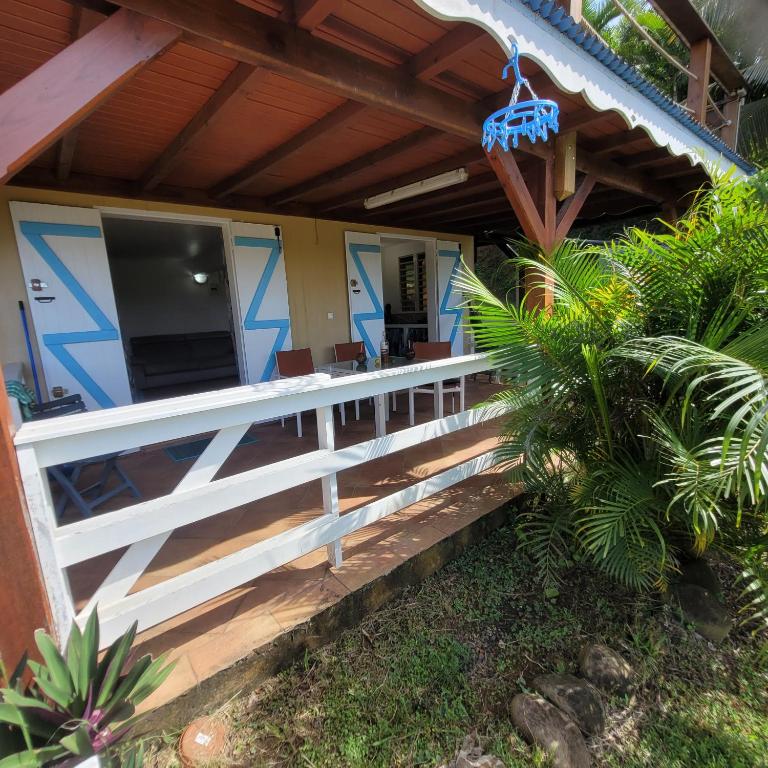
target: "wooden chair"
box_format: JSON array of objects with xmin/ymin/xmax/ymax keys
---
[
  {"xmin": 275, "ymin": 348, "xmax": 315, "ymax": 437},
  {"xmin": 408, "ymin": 341, "xmax": 465, "ymax": 425}
]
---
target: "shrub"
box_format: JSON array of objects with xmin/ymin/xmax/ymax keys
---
[{"xmin": 459, "ymin": 170, "xmax": 768, "ymax": 630}]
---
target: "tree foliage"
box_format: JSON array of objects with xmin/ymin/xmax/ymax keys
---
[{"xmin": 458, "ymin": 171, "xmax": 768, "ymax": 630}]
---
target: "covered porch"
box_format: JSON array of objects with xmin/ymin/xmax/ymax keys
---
[{"xmin": 0, "ymin": 0, "xmax": 752, "ymax": 718}]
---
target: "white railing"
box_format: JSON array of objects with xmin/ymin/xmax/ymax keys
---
[{"xmin": 13, "ymin": 353, "xmax": 497, "ymax": 649}]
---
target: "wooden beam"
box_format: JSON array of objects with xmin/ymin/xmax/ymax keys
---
[
  {"xmin": 211, "ymin": 100, "xmax": 368, "ymax": 199},
  {"xmin": 0, "ymin": 9, "xmax": 180, "ymax": 185},
  {"xmin": 555, "ymin": 130, "xmax": 577, "ymax": 200},
  {"xmin": 294, "ymin": 0, "xmax": 342, "ymax": 30},
  {"xmin": 577, "ymin": 151, "xmax": 668, "ymax": 201},
  {"xmin": 687, "ymin": 37, "xmax": 712, "ymax": 124},
  {"xmin": 112, "ymin": 0, "xmax": 485, "ymax": 142},
  {"xmin": 267, "ymin": 127, "xmax": 441, "ymax": 206},
  {"xmin": 408, "ymin": 25, "xmax": 486, "ymax": 81},
  {"xmin": 108, "ymin": 0, "xmax": 674, "ymax": 204},
  {"xmin": 140, "ymin": 63, "xmax": 262, "ymax": 192},
  {"xmin": 0, "ymin": 388, "xmax": 54, "ymax": 667},
  {"xmin": 318, "ymin": 147, "xmax": 484, "ymax": 212},
  {"xmin": 486, "ymin": 147, "xmax": 546, "ymax": 244},
  {"xmin": 555, "ymin": 174, "xmax": 596, "ymax": 241}
]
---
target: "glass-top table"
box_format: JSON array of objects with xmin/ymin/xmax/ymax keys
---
[
  {"xmin": 315, "ymin": 356, "xmax": 416, "ymax": 377},
  {"xmin": 314, "ymin": 356, "xmax": 464, "ymax": 436}
]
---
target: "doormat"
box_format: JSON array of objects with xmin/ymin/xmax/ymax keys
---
[{"xmin": 164, "ymin": 433, "xmax": 258, "ymax": 462}]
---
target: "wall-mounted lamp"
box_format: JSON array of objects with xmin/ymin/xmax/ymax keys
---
[{"xmin": 193, "ymin": 272, "xmax": 209, "ymax": 285}]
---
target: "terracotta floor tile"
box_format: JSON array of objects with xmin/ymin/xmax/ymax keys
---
[{"xmin": 187, "ymin": 611, "xmax": 284, "ymax": 682}]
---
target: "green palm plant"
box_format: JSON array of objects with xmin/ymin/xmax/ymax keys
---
[{"xmin": 458, "ymin": 170, "xmax": 768, "ymax": 629}]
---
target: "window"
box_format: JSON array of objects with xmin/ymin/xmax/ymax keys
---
[{"xmin": 398, "ymin": 252, "xmax": 426, "ymax": 312}]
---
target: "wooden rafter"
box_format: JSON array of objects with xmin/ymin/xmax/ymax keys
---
[
  {"xmin": 211, "ymin": 100, "xmax": 368, "ymax": 199},
  {"xmin": 294, "ymin": 0, "xmax": 343, "ymax": 30},
  {"xmin": 621, "ymin": 147, "xmax": 673, "ymax": 168},
  {"xmin": 361, "ymin": 172, "xmax": 501, "ymax": 219},
  {"xmin": 140, "ymin": 63, "xmax": 264, "ymax": 192},
  {"xmin": 396, "ymin": 194, "xmax": 509, "ymax": 225},
  {"xmin": 267, "ymin": 127, "xmax": 441, "ymax": 206},
  {"xmin": 408, "ymin": 25, "xmax": 486, "ymax": 81},
  {"xmin": 55, "ymin": 7, "xmax": 104, "ymax": 181},
  {"xmin": 586, "ymin": 127, "xmax": 649, "ymax": 157},
  {"xmin": 0, "ymin": 9, "xmax": 180, "ymax": 185}
]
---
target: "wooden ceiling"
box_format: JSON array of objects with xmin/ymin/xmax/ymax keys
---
[{"xmin": 2, "ymin": 0, "xmax": 710, "ymax": 235}]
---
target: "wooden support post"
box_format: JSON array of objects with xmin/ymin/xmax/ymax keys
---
[
  {"xmin": 0, "ymin": 9, "xmax": 180, "ymax": 185},
  {"xmin": 555, "ymin": 131, "xmax": 577, "ymax": 201},
  {"xmin": 0, "ymin": 391, "xmax": 54, "ymax": 671},
  {"xmin": 720, "ymin": 93, "xmax": 743, "ymax": 150},
  {"xmin": 687, "ymin": 37, "xmax": 712, "ymax": 124}
]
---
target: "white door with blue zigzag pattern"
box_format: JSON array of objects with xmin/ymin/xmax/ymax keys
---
[
  {"xmin": 436, "ymin": 240, "xmax": 465, "ymax": 357},
  {"xmin": 229, "ymin": 222, "xmax": 292, "ymax": 384},
  {"xmin": 344, "ymin": 231, "xmax": 384, "ymax": 359},
  {"xmin": 10, "ymin": 202, "xmax": 133, "ymax": 411}
]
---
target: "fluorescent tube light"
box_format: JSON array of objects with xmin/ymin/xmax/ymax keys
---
[{"xmin": 363, "ymin": 168, "xmax": 469, "ymax": 209}]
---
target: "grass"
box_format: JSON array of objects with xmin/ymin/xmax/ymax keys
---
[{"xmin": 143, "ymin": 523, "xmax": 768, "ymax": 767}]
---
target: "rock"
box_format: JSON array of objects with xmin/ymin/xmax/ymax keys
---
[
  {"xmin": 672, "ymin": 583, "xmax": 732, "ymax": 643},
  {"xmin": 533, "ymin": 673, "xmax": 605, "ymax": 735},
  {"xmin": 510, "ymin": 693, "xmax": 591, "ymax": 768},
  {"xmin": 439, "ymin": 734, "xmax": 505, "ymax": 768},
  {"xmin": 578, "ymin": 643, "xmax": 634, "ymax": 696},
  {"xmin": 677, "ymin": 558, "xmax": 721, "ymax": 597}
]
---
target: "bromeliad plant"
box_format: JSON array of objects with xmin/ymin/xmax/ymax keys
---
[
  {"xmin": 459, "ymin": 169, "xmax": 768, "ymax": 630},
  {"xmin": 0, "ymin": 611, "xmax": 174, "ymax": 767}
]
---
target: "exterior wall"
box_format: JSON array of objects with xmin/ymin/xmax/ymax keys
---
[{"xmin": 0, "ymin": 186, "xmax": 473, "ymax": 386}]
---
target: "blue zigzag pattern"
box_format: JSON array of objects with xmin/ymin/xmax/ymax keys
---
[
  {"xmin": 20, "ymin": 221, "xmax": 118, "ymax": 408},
  {"xmin": 438, "ymin": 248, "xmax": 463, "ymax": 349},
  {"xmin": 349, "ymin": 243, "xmax": 383, "ymax": 358},
  {"xmin": 234, "ymin": 236, "xmax": 290, "ymax": 382}
]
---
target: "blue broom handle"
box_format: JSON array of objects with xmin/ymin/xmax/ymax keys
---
[{"xmin": 18, "ymin": 300, "xmax": 42, "ymax": 402}]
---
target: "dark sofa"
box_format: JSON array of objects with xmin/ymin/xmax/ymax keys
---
[{"xmin": 129, "ymin": 331, "xmax": 238, "ymax": 390}]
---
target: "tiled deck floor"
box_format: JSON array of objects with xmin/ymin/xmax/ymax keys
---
[{"xmin": 62, "ymin": 379, "xmax": 515, "ymax": 710}]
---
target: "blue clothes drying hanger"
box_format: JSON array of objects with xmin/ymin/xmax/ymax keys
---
[{"xmin": 482, "ymin": 41, "xmax": 559, "ymax": 151}]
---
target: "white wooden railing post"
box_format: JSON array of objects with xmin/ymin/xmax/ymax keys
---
[
  {"xmin": 316, "ymin": 403, "xmax": 342, "ymax": 567},
  {"xmin": 15, "ymin": 445, "xmax": 76, "ymax": 644}
]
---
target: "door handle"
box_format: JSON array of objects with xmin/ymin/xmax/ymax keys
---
[{"xmin": 34, "ymin": 296, "xmax": 56, "ymax": 303}]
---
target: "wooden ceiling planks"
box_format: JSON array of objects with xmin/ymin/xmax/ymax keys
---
[
  {"xmin": 71, "ymin": 40, "xmax": 237, "ymax": 180},
  {"xmin": 1, "ymin": 0, "xmax": 705, "ymax": 232}
]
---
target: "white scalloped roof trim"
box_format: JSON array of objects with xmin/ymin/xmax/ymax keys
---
[{"xmin": 414, "ymin": 0, "xmax": 746, "ymax": 179}]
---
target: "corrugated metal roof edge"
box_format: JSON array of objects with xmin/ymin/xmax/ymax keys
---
[{"xmin": 516, "ymin": 0, "xmax": 755, "ymax": 174}]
